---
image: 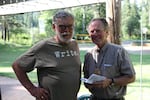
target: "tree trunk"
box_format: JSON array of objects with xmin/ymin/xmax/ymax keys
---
[{"xmin": 106, "ymin": 0, "xmax": 121, "ymax": 45}]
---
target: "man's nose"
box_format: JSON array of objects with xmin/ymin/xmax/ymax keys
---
[
  {"xmin": 91, "ymin": 31, "xmax": 98, "ymax": 35},
  {"xmin": 64, "ymin": 26, "xmax": 70, "ymax": 31}
]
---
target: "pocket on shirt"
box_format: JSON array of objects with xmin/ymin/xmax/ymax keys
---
[{"xmin": 102, "ymin": 63, "xmax": 115, "ymax": 77}]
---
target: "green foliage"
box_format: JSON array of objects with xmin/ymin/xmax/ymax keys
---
[
  {"xmin": 140, "ymin": 0, "xmax": 150, "ymax": 30},
  {"xmin": 39, "ymin": 4, "xmax": 105, "ymax": 36},
  {"xmin": 95, "ymin": 3, "xmax": 106, "ymax": 18},
  {"xmin": 10, "ymin": 27, "xmax": 29, "ymax": 34},
  {"xmin": 0, "ymin": 4, "xmax": 106, "ymax": 45},
  {"xmin": 39, "ymin": 10, "xmax": 58, "ymax": 37},
  {"xmin": 10, "ymin": 33, "xmax": 32, "ymax": 45},
  {"xmin": 72, "ymin": 4, "xmax": 105, "ymax": 34},
  {"xmin": 32, "ymin": 33, "xmax": 48, "ymax": 44},
  {"xmin": 121, "ymin": 0, "xmax": 140, "ymax": 40},
  {"xmin": 73, "ymin": 7, "xmax": 86, "ymax": 34},
  {"xmin": 127, "ymin": 15, "xmax": 140, "ymax": 35}
]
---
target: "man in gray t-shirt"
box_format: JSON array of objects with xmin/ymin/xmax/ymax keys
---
[
  {"xmin": 12, "ymin": 11, "xmax": 81, "ymax": 100},
  {"xmin": 83, "ymin": 18, "xmax": 135, "ymax": 100}
]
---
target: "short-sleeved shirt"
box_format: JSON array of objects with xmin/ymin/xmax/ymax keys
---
[
  {"xmin": 16, "ymin": 38, "xmax": 81, "ymax": 100},
  {"xmin": 83, "ymin": 43, "xmax": 135, "ymax": 99}
]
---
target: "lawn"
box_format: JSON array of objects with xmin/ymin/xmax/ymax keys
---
[{"xmin": 0, "ymin": 43, "xmax": 150, "ymax": 100}]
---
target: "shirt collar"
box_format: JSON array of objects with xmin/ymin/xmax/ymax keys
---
[{"xmin": 95, "ymin": 42, "xmax": 109, "ymax": 52}]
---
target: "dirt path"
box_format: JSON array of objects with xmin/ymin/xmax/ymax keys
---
[{"xmin": 0, "ymin": 76, "xmax": 35, "ymax": 100}]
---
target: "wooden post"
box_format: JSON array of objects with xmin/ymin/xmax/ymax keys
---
[{"xmin": 106, "ymin": 0, "xmax": 121, "ymax": 44}]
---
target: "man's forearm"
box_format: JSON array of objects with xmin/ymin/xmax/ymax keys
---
[
  {"xmin": 12, "ymin": 62, "xmax": 36, "ymax": 92},
  {"xmin": 113, "ymin": 75, "xmax": 135, "ymax": 86}
]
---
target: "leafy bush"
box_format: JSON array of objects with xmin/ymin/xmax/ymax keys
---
[
  {"xmin": 32, "ymin": 33, "xmax": 48, "ymax": 44},
  {"xmin": 10, "ymin": 33, "xmax": 32, "ymax": 45},
  {"xmin": 10, "ymin": 26, "xmax": 29, "ymax": 34}
]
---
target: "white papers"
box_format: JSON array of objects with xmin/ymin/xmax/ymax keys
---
[{"xmin": 81, "ymin": 74, "xmax": 106, "ymax": 84}]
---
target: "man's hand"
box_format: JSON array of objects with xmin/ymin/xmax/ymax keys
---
[
  {"xmin": 29, "ymin": 87, "xmax": 49, "ymax": 100},
  {"xmin": 92, "ymin": 78, "xmax": 111, "ymax": 88}
]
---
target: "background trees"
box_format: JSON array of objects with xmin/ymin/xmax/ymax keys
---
[
  {"xmin": 121, "ymin": 0, "xmax": 140, "ymax": 40},
  {"xmin": 0, "ymin": 0, "xmax": 150, "ymax": 45},
  {"xmin": 121, "ymin": 0, "xmax": 150, "ymax": 40}
]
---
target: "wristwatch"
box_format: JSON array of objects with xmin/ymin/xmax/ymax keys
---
[{"xmin": 110, "ymin": 78, "xmax": 115, "ymax": 85}]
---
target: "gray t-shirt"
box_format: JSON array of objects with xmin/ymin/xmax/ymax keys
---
[
  {"xmin": 16, "ymin": 38, "xmax": 81, "ymax": 100},
  {"xmin": 83, "ymin": 43, "xmax": 135, "ymax": 99}
]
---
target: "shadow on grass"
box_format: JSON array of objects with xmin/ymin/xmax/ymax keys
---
[{"xmin": 0, "ymin": 43, "xmax": 30, "ymax": 67}]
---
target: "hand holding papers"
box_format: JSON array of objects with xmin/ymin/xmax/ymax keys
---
[{"xmin": 81, "ymin": 74, "xmax": 106, "ymax": 84}]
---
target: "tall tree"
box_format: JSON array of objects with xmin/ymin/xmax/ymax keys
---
[
  {"xmin": 140, "ymin": 0, "xmax": 150, "ymax": 35},
  {"xmin": 121, "ymin": 0, "xmax": 140, "ymax": 39}
]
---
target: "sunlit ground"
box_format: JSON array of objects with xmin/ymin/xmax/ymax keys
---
[{"xmin": 1, "ymin": 65, "xmax": 150, "ymax": 100}]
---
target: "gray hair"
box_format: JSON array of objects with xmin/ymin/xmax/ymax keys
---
[
  {"xmin": 52, "ymin": 10, "xmax": 74, "ymax": 24},
  {"xmin": 87, "ymin": 18, "xmax": 109, "ymax": 31}
]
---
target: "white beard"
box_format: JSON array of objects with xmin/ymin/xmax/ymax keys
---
[{"xmin": 57, "ymin": 32, "xmax": 73, "ymax": 43}]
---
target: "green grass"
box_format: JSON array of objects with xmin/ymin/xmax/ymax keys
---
[
  {"xmin": 0, "ymin": 43, "xmax": 30, "ymax": 66},
  {"xmin": 0, "ymin": 42, "xmax": 150, "ymax": 100},
  {"xmin": 0, "ymin": 43, "xmax": 37, "ymax": 82}
]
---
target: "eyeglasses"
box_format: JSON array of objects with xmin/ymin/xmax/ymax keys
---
[{"xmin": 57, "ymin": 24, "xmax": 74, "ymax": 30}]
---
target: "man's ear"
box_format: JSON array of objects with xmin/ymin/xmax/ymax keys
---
[
  {"xmin": 52, "ymin": 24, "xmax": 55, "ymax": 30},
  {"xmin": 106, "ymin": 30, "xmax": 109, "ymax": 36}
]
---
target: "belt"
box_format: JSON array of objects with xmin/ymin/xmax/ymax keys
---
[
  {"xmin": 91, "ymin": 95, "xmax": 125, "ymax": 100},
  {"xmin": 99, "ymin": 98, "xmax": 124, "ymax": 100}
]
